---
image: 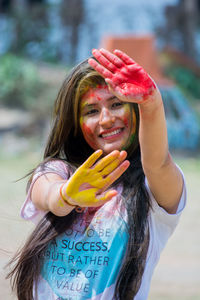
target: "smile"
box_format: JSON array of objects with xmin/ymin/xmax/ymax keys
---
[{"xmin": 100, "ymin": 128, "xmax": 124, "ymax": 138}]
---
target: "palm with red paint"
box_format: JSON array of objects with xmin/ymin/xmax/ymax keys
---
[{"xmin": 88, "ymin": 48, "xmax": 156, "ymax": 103}]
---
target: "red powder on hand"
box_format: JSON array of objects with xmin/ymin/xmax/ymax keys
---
[{"xmin": 89, "ymin": 48, "xmax": 156, "ymax": 102}]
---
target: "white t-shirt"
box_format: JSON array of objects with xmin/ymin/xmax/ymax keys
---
[{"xmin": 21, "ymin": 160, "xmax": 186, "ymax": 300}]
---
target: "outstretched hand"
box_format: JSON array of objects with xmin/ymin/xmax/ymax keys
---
[
  {"xmin": 62, "ymin": 150, "xmax": 130, "ymax": 207},
  {"xmin": 88, "ymin": 48, "xmax": 157, "ymax": 103}
]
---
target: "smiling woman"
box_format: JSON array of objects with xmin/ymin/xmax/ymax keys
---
[
  {"xmin": 7, "ymin": 49, "xmax": 186, "ymax": 300},
  {"xmin": 79, "ymin": 85, "xmax": 136, "ymax": 154}
]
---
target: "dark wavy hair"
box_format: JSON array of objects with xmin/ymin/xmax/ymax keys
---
[{"xmin": 7, "ymin": 59, "xmax": 151, "ymax": 300}]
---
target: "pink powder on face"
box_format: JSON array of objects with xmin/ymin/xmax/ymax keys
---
[
  {"xmin": 82, "ymin": 123, "xmax": 97, "ymax": 149},
  {"xmin": 96, "ymin": 84, "xmax": 107, "ymax": 90},
  {"xmin": 82, "ymin": 85, "xmax": 108, "ymax": 102},
  {"xmin": 122, "ymin": 104, "xmax": 132, "ymax": 128},
  {"xmin": 97, "ymin": 95, "xmax": 102, "ymax": 101},
  {"xmin": 82, "ymin": 123, "xmax": 93, "ymax": 137},
  {"xmin": 123, "ymin": 116, "xmax": 129, "ymax": 128}
]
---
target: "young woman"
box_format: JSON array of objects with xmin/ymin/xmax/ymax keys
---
[{"xmin": 8, "ymin": 49, "xmax": 186, "ymax": 300}]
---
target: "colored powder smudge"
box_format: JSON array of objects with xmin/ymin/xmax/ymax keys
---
[
  {"xmin": 82, "ymin": 123, "xmax": 92, "ymax": 135},
  {"xmin": 129, "ymin": 133, "xmax": 135, "ymax": 145},
  {"xmin": 122, "ymin": 133, "xmax": 135, "ymax": 151},
  {"xmin": 114, "ymin": 66, "xmax": 156, "ymax": 98},
  {"xmin": 79, "ymin": 115, "xmax": 84, "ymax": 127},
  {"xmin": 82, "ymin": 85, "xmax": 107, "ymax": 101},
  {"xmin": 97, "ymin": 95, "xmax": 102, "ymax": 101},
  {"xmin": 123, "ymin": 116, "xmax": 129, "ymax": 128},
  {"xmin": 82, "ymin": 123, "xmax": 97, "ymax": 149}
]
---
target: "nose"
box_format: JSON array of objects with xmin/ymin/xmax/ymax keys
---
[{"xmin": 99, "ymin": 108, "xmax": 115, "ymax": 127}]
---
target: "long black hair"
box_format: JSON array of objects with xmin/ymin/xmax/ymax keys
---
[{"xmin": 7, "ymin": 59, "xmax": 151, "ymax": 300}]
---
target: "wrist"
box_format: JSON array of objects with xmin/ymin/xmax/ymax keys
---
[
  {"xmin": 46, "ymin": 182, "xmax": 75, "ymax": 216},
  {"xmin": 60, "ymin": 183, "xmax": 76, "ymax": 206},
  {"xmin": 138, "ymin": 89, "xmax": 162, "ymax": 113},
  {"xmin": 59, "ymin": 183, "xmax": 84, "ymax": 213}
]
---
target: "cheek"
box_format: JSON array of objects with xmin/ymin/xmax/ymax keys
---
[
  {"xmin": 122, "ymin": 109, "xmax": 137, "ymax": 150},
  {"xmin": 122, "ymin": 105, "xmax": 132, "ymax": 129},
  {"xmin": 82, "ymin": 122, "xmax": 93, "ymax": 138},
  {"xmin": 123, "ymin": 116, "xmax": 129, "ymax": 128},
  {"xmin": 80, "ymin": 116, "xmax": 93, "ymax": 137},
  {"xmin": 122, "ymin": 107, "xmax": 137, "ymax": 140},
  {"xmin": 80, "ymin": 120, "xmax": 98, "ymax": 149}
]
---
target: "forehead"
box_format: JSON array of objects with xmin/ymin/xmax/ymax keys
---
[{"xmin": 80, "ymin": 85, "xmax": 113, "ymax": 104}]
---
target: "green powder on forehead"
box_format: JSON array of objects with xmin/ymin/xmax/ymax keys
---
[{"xmin": 80, "ymin": 82, "xmax": 107, "ymax": 97}]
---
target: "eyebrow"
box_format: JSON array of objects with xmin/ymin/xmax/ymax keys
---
[
  {"xmin": 107, "ymin": 96, "xmax": 117, "ymax": 101},
  {"xmin": 81, "ymin": 96, "xmax": 117, "ymax": 109}
]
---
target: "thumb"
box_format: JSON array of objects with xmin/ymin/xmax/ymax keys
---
[
  {"xmin": 105, "ymin": 78, "xmax": 116, "ymax": 91},
  {"xmin": 98, "ymin": 189, "xmax": 118, "ymax": 202},
  {"xmin": 105, "ymin": 79, "xmax": 126, "ymax": 101}
]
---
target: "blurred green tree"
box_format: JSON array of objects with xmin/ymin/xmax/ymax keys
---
[{"xmin": 0, "ymin": 54, "xmax": 43, "ymax": 109}]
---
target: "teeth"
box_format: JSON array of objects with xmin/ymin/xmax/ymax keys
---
[{"xmin": 102, "ymin": 129, "xmax": 122, "ymax": 138}]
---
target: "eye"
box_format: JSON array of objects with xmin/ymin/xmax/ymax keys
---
[
  {"xmin": 112, "ymin": 102, "xmax": 123, "ymax": 108},
  {"xmin": 86, "ymin": 108, "xmax": 99, "ymax": 115}
]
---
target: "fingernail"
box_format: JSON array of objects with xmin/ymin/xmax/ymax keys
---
[
  {"xmin": 96, "ymin": 149, "xmax": 103, "ymax": 154},
  {"xmin": 112, "ymin": 150, "xmax": 120, "ymax": 156},
  {"xmin": 105, "ymin": 78, "xmax": 110, "ymax": 84},
  {"xmin": 120, "ymin": 150, "xmax": 127, "ymax": 157}
]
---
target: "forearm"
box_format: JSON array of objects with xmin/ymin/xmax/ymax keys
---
[
  {"xmin": 87, "ymin": 48, "xmax": 183, "ymax": 212},
  {"xmin": 46, "ymin": 181, "xmax": 75, "ymax": 216},
  {"xmin": 31, "ymin": 176, "xmax": 75, "ymax": 217},
  {"xmin": 138, "ymin": 89, "xmax": 169, "ymax": 171}
]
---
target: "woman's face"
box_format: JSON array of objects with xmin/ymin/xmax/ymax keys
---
[{"xmin": 79, "ymin": 85, "xmax": 136, "ymax": 155}]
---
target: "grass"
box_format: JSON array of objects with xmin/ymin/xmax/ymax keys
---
[{"xmin": 149, "ymin": 152, "xmax": 200, "ymax": 300}]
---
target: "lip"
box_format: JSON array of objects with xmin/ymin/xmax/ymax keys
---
[{"xmin": 99, "ymin": 127, "xmax": 124, "ymax": 140}]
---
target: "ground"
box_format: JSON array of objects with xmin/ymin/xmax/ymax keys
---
[{"xmin": 0, "ymin": 150, "xmax": 200, "ymax": 300}]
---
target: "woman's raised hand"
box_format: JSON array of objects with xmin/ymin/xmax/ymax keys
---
[
  {"xmin": 88, "ymin": 48, "xmax": 157, "ymax": 103},
  {"xmin": 61, "ymin": 150, "xmax": 130, "ymax": 207}
]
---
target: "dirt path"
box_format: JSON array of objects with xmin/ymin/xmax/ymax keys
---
[{"xmin": 0, "ymin": 154, "xmax": 200, "ymax": 299}]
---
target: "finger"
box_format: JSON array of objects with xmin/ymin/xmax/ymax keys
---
[
  {"xmin": 105, "ymin": 82, "xmax": 130, "ymax": 103},
  {"xmin": 82, "ymin": 150, "xmax": 103, "ymax": 169},
  {"xmin": 113, "ymin": 49, "xmax": 136, "ymax": 65},
  {"xmin": 105, "ymin": 78, "xmax": 117, "ymax": 90},
  {"xmin": 106, "ymin": 79, "xmax": 124, "ymax": 95},
  {"xmin": 91, "ymin": 49, "xmax": 118, "ymax": 73},
  {"xmin": 98, "ymin": 189, "xmax": 118, "ymax": 202},
  {"xmin": 101, "ymin": 160, "xmax": 121, "ymax": 177},
  {"xmin": 106, "ymin": 83, "xmax": 127, "ymax": 101},
  {"xmin": 94, "ymin": 150, "xmax": 120, "ymax": 172},
  {"xmin": 99, "ymin": 48, "xmax": 124, "ymax": 68},
  {"xmin": 103, "ymin": 160, "xmax": 130, "ymax": 189},
  {"xmin": 128, "ymin": 64, "xmax": 144, "ymax": 75},
  {"xmin": 105, "ymin": 80, "xmax": 126, "ymax": 100},
  {"xmin": 116, "ymin": 85, "xmax": 144, "ymax": 101},
  {"xmin": 88, "ymin": 58, "xmax": 113, "ymax": 79},
  {"xmin": 100, "ymin": 151, "xmax": 127, "ymax": 176}
]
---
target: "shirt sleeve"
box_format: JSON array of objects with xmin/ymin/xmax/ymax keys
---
[
  {"xmin": 20, "ymin": 160, "xmax": 72, "ymax": 224},
  {"xmin": 146, "ymin": 165, "xmax": 187, "ymax": 252}
]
